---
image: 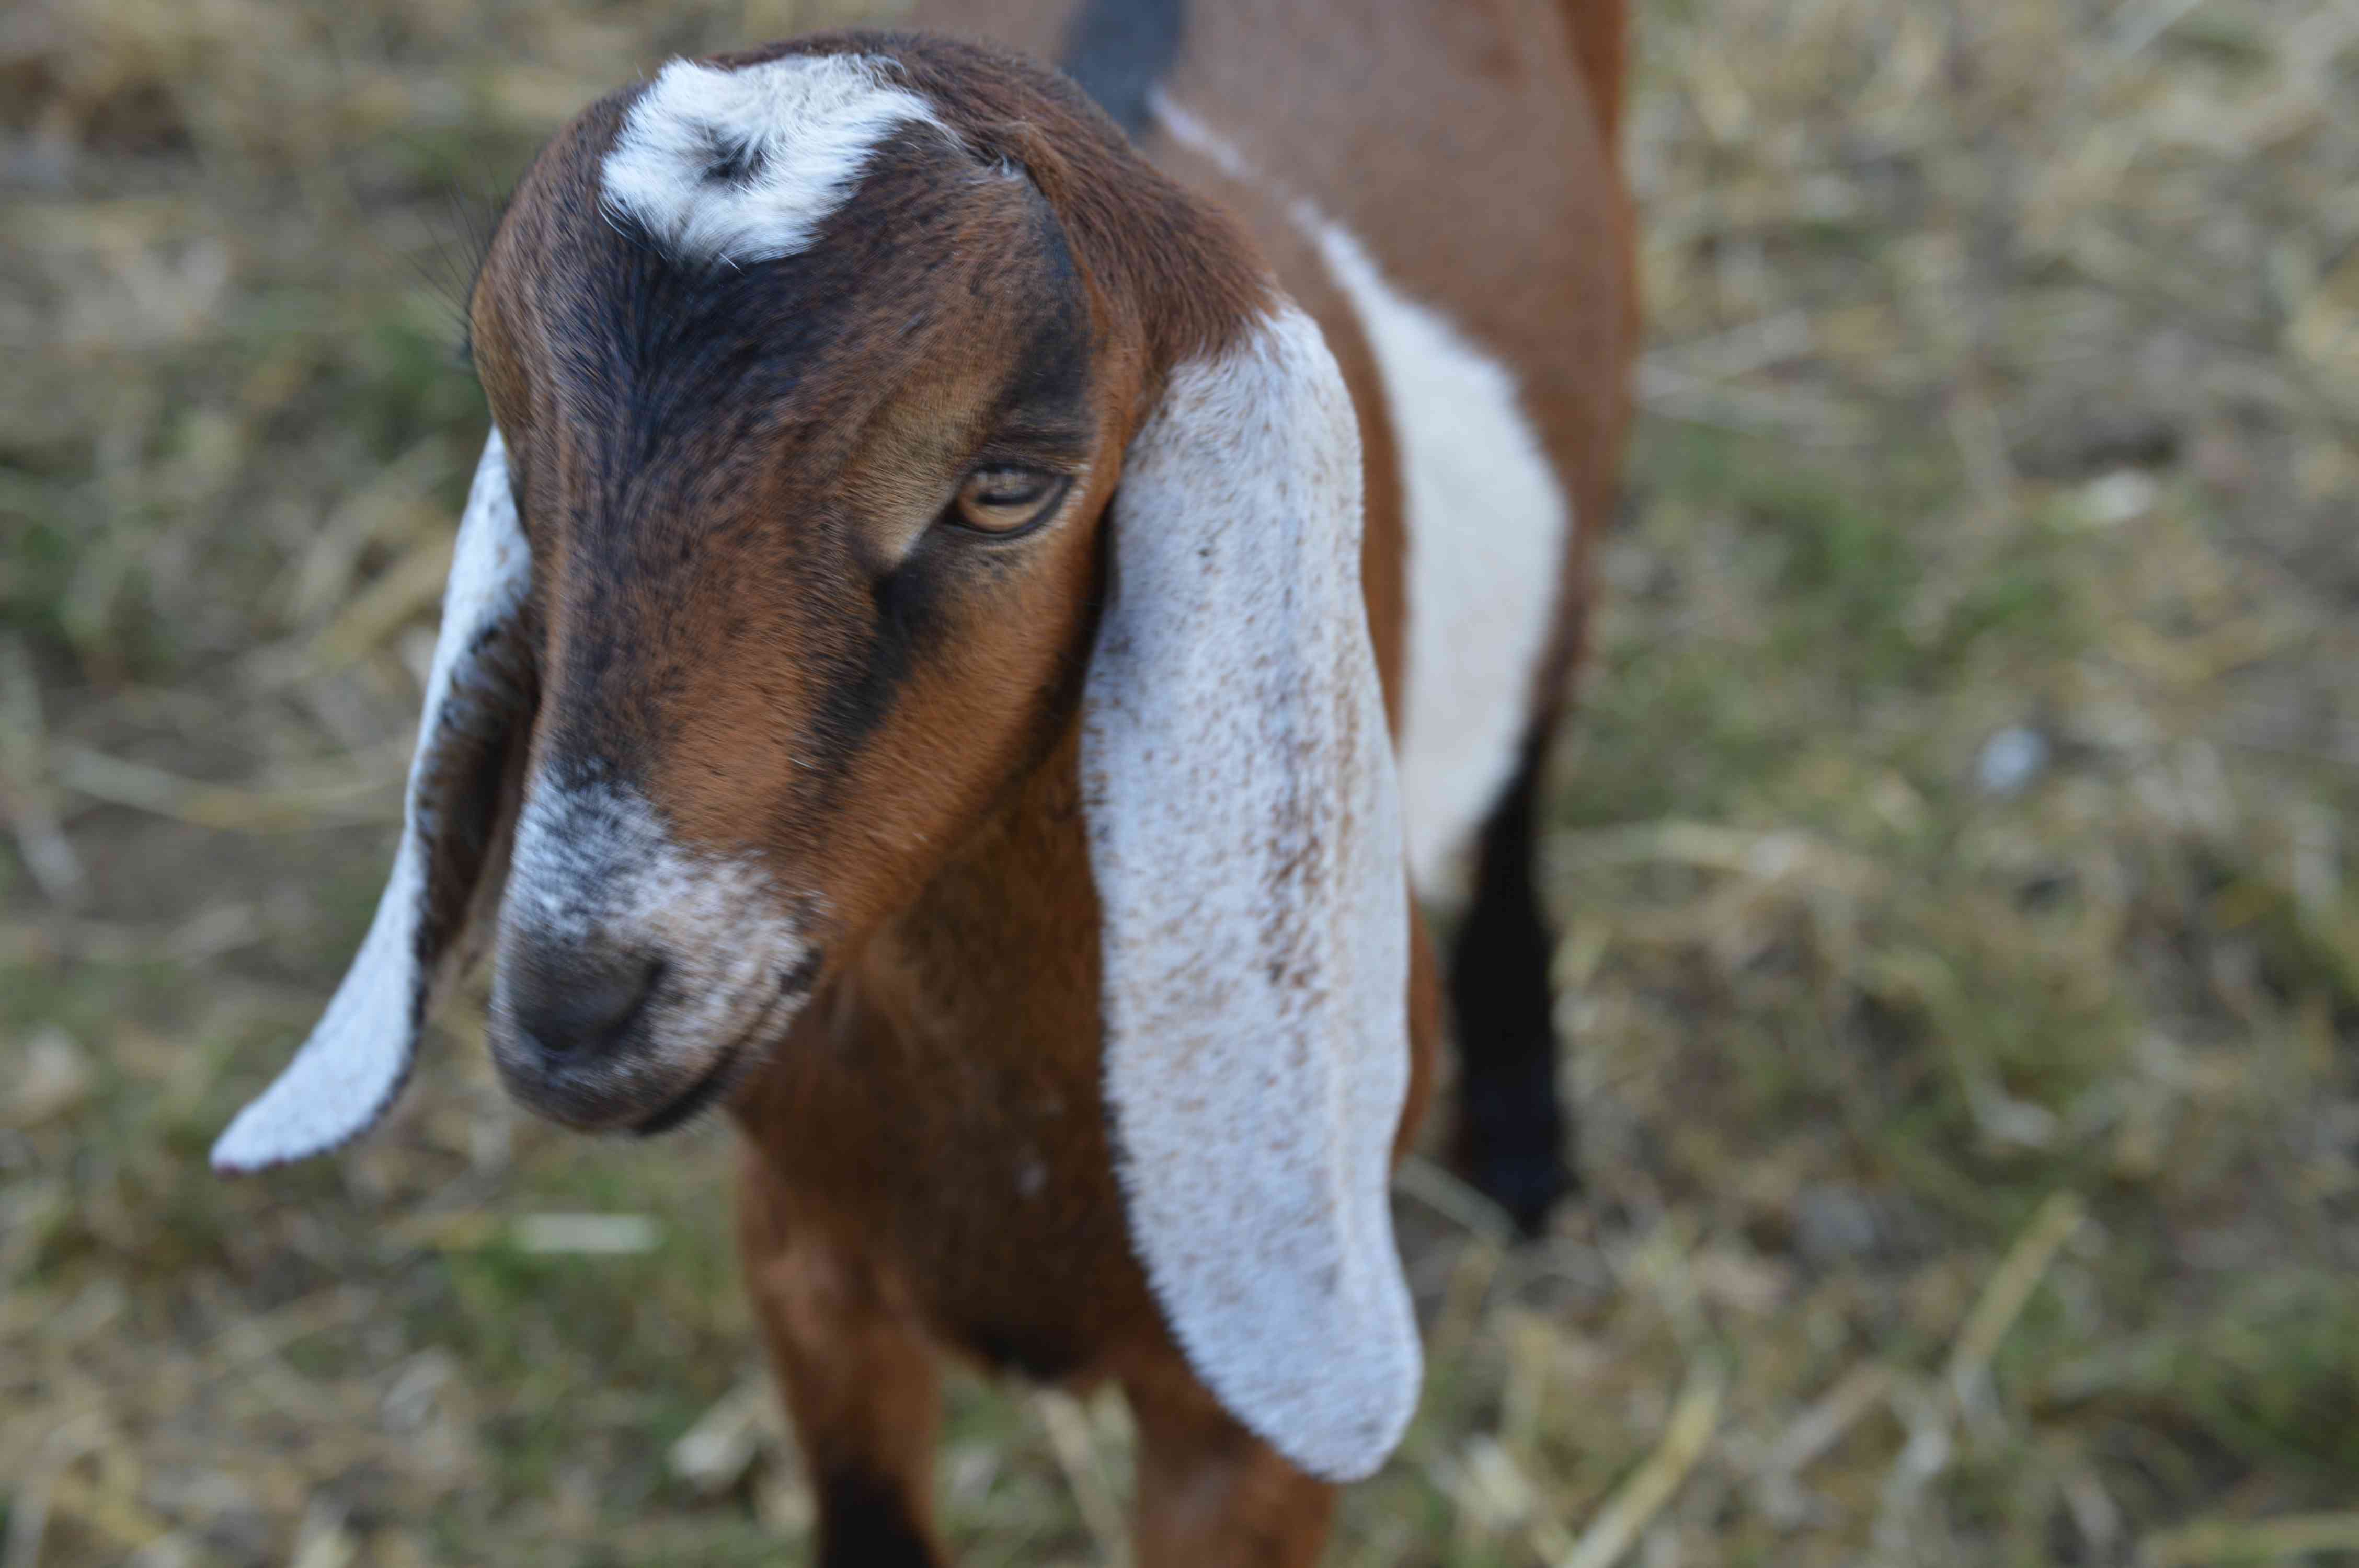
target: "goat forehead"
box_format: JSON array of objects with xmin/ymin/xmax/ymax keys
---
[
  {"xmin": 501, "ymin": 53, "xmax": 1078, "ymax": 474},
  {"xmin": 600, "ymin": 51, "xmax": 952, "ymax": 270}
]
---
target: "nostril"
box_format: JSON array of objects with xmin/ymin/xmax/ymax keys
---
[{"xmin": 512, "ymin": 949, "xmax": 664, "ymax": 1058}]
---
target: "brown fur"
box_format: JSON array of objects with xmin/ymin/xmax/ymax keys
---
[{"xmin": 464, "ymin": 9, "xmax": 1629, "ymax": 1562}]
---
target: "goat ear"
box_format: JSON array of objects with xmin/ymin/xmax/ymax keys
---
[
  {"xmin": 213, "ymin": 429, "xmax": 536, "ymax": 1172},
  {"xmin": 1082, "ymin": 303, "xmax": 1419, "ymax": 1481}
]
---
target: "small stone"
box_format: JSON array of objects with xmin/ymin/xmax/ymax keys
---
[
  {"xmin": 1976, "ymin": 726, "xmax": 2049, "ymax": 797},
  {"xmin": 1794, "ymin": 1186, "xmax": 1882, "ymax": 1262},
  {"xmin": 2076, "ymin": 469, "xmax": 2159, "ymax": 528},
  {"xmin": 7, "ymin": 1026, "xmax": 91, "ymax": 1127}
]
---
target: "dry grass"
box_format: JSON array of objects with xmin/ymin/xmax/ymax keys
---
[{"xmin": 5, "ymin": 0, "xmax": 2357, "ymax": 1562}]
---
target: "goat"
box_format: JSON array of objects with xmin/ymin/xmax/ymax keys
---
[{"xmin": 213, "ymin": 2, "xmax": 1634, "ymax": 1560}]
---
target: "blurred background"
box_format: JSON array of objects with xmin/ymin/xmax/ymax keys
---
[{"xmin": 4, "ymin": 0, "xmax": 2356, "ymax": 1563}]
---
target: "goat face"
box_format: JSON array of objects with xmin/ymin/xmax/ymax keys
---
[{"xmin": 460, "ymin": 56, "xmax": 1112, "ymax": 1131}]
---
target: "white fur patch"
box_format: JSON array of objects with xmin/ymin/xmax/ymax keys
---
[
  {"xmin": 1083, "ymin": 304, "xmax": 1419, "ymax": 1482},
  {"xmin": 494, "ymin": 777, "xmax": 812, "ymax": 1073},
  {"xmin": 601, "ymin": 52, "xmax": 948, "ymax": 267},
  {"xmin": 1315, "ymin": 228, "xmax": 1569, "ymax": 895},
  {"xmin": 1152, "ymin": 95, "xmax": 1573, "ymax": 898},
  {"xmin": 214, "ymin": 430, "xmax": 530, "ymax": 1171}
]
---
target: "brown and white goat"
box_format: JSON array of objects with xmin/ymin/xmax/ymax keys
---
[{"xmin": 215, "ymin": 2, "xmax": 1634, "ymax": 1559}]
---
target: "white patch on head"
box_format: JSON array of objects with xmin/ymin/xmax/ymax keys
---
[
  {"xmin": 214, "ymin": 430, "xmax": 530, "ymax": 1171},
  {"xmin": 1153, "ymin": 94, "xmax": 1573, "ymax": 901},
  {"xmin": 497, "ymin": 777, "xmax": 813, "ymax": 1068},
  {"xmin": 601, "ymin": 52, "xmax": 950, "ymax": 267},
  {"xmin": 1084, "ymin": 304, "xmax": 1418, "ymax": 1482}
]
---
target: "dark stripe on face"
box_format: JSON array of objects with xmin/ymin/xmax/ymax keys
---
[
  {"xmin": 530, "ymin": 128, "xmax": 964, "ymax": 763},
  {"xmin": 1058, "ymin": 0, "xmax": 1187, "ymax": 139},
  {"xmin": 990, "ymin": 199, "xmax": 1093, "ymax": 440},
  {"xmin": 806, "ymin": 188, "xmax": 1093, "ymax": 773},
  {"xmin": 808, "ymin": 544, "xmax": 943, "ymax": 762},
  {"xmin": 525, "ymin": 113, "xmax": 1095, "ymax": 799}
]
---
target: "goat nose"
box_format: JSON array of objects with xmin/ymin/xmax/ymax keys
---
[{"xmin": 506, "ymin": 944, "xmax": 663, "ymax": 1058}]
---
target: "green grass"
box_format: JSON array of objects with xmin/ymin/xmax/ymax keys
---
[{"xmin": 6, "ymin": 0, "xmax": 2359, "ymax": 1563}]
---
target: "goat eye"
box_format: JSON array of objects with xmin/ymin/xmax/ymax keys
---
[{"xmin": 951, "ymin": 467, "xmax": 1066, "ymax": 535}]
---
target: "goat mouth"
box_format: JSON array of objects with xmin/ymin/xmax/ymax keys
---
[
  {"xmin": 628, "ymin": 985, "xmax": 803, "ymax": 1137},
  {"xmin": 631, "ymin": 1039, "xmax": 746, "ymax": 1136}
]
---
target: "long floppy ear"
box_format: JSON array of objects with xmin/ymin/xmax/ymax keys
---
[
  {"xmin": 213, "ymin": 429, "xmax": 536, "ymax": 1172},
  {"xmin": 1082, "ymin": 302, "xmax": 1419, "ymax": 1481}
]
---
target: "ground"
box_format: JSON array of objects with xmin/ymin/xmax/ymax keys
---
[{"xmin": 4, "ymin": 0, "xmax": 2357, "ymax": 1563}]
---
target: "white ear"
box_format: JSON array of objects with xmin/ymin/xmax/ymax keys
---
[
  {"xmin": 1082, "ymin": 303, "xmax": 1419, "ymax": 1481},
  {"xmin": 214, "ymin": 429, "xmax": 535, "ymax": 1172}
]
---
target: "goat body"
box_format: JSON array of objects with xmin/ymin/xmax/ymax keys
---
[{"xmin": 216, "ymin": 2, "xmax": 1634, "ymax": 1561}]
